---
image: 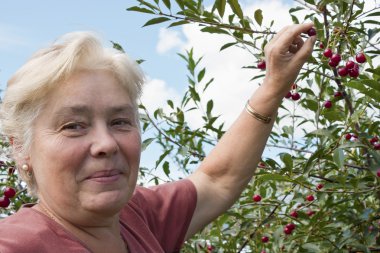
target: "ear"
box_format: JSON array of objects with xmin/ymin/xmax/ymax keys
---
[{"xmin": 10, "ymin": 137, "xmax": 31, "ymax": 169}]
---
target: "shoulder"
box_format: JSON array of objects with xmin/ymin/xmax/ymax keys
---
[{"xmin": 0, "ymin": 207, "xmax": 88, "ymax": 253}]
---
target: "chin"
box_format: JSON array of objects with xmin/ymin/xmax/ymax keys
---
[{"xmin": 82, "ymin": 189, "xmax": 132, "ymax": 215}]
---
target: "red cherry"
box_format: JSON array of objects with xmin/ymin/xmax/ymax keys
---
[
  {"xmin": 261, "ymin": 236, "xmax": 269, "ymax": 243},
  {"xmin": 284, "ymin": 226, "xmax": 293, "ymax": 235},
  {"xmin": 286, "ymin": 223, "xmax": 296, "ymax": 231},
  {"xmin": 317, "ymin": 184, "xmax": 324, "ymax": 190},
  {"xmin": 3, "ymin": 187, "xmax": 16, "ymax": 198},
  {"xmin": 338, "ymin": 67, "xmax": 348, "ymax": 77},
  {"xmin": 285, "ymin": 91, "xmax": 292, "ymax": 99},
  {"xmin": 330, "ymin": 53, "xmax": 341, "ymax": 64},
  {"xmin": 207, "ymin": 245, "xmax": 214, "ymax": 252},
  {"xmin": 290, "ymin": 210, "xmax": 298, "ymax": 218},
  {"xmin": 328, "ymin": 59, "xmax": 339, "ymax": 67},
  {"xmin": 307, "ymin": 27, "xmax": 317, "ymax": 36},
  {"xmin": 257, "ymin": 60, "xmax": 266, "ymax": 70},
  {"xmin": 345, "ymin": 133, "xmax": 352, "ymax": 140},
  {"xmin": 375, "ymin": 143, "xmax": 380, "ymax": 150},
  {"xmin": 253, "ymin": 194, "xmax": 262, "ymax": 202},
  {"xmin": 334, "ymin": 91, "xmax": 342, "ymax": 98},
  {"xmin": 376, "ymin": 169, "xmax": 380, "ymax": 177},
  {"xmin": 291, "ymin": 92, "xmax": 301, "ymax": 101},
  {"xmin": 346, "ymin": 60, "xmax": 355, "ymax": 69},
  {"xmin": 348, "ymin": 67, "xmax": 359, "ymax": 78},
  {"xmin": 307, "ymin": 210, "xmax": 315, "ymax": 216},
  {"xmin": 323, "ymin": 48, "xmax": 333, "ymax": 58},
  {"xmin": 370, "ymin": 137, "xmax": 379, "ymax": 144},
  {"xmin": 323, "ymin": 100, "xmax": 332, "ymax": 109},
  {"xmin": 291, "ymin": 83, "xmax": 298, "ymax": 90},
  {"xmin": 355, "ymin": 52, "xmax": 366, "ymax": 63},
  {"xmin": 306, "ymin": 195, "xmax": 315, "ymax": 201},
  {"xmin": 0, "ymin": 196, "xmax": 10, "ymax": 208},
  {"xmin": 319, "ymin": 42, "xmax": 324, "ymax": 49}
]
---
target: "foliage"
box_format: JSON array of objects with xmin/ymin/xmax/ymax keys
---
[{"xmin": 0, "ymin": 0, "xmax": 379, "ymax": 252}]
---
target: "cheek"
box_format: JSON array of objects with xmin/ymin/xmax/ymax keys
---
[{"xmin": 123, "ymin": 133, "xmax": 141, "ymax": 167}]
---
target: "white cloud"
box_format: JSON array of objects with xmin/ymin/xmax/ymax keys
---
[
  {"xmin": 140, "ymin": 77, "xmax": 180, "ymax": 113},
  {"xmin": 156, "ymin": 28, "xmax": 185, "ymax": 54}
]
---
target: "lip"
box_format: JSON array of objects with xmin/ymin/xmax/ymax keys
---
[{"xmin": 85, "ymin": 169, "xmax": 123, "ymax": 183}]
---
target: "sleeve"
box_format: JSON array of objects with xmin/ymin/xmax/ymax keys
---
[{"xmin": 131, "ymin": 179, "xmax": 197, "ymax": 252}]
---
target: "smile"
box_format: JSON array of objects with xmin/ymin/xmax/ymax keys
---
[{"xmin": 86, "ymin": 169, "xmax": 123, "ymax": 183}]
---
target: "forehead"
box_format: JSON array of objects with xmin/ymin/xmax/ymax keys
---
[{"xmin": 43, "ymin": 70, "xmax": 135, "ymax": 115}]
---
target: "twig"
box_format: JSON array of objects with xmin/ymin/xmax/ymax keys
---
[
  {"xmin": 294, "ymin": 0, "xmax": 321, "ymax": 13},
  {"xmin": 266, "ymin": 144, "xmax": 314, "ymax": 154}
]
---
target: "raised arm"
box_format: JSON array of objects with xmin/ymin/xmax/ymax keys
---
[{"xmin": 186, "ymin": 23, "xmax": 316, "ymax": 238}]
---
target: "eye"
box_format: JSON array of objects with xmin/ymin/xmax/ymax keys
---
[
  {"xmin": 61, "ymin": 122, "xmax": 86, "ymax": 131},
  {"xmin": 111, "ymin": 118, "xmax": 133, "ymax": 128}
]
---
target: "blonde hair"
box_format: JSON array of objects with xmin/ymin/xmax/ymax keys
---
[{"xmin": 0, "ymin": 31, "xmax": 145, "ymax": 195}]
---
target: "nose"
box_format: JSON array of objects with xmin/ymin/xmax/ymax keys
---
[{"xmin": 90, "ymin": 124, "xmax": 119, "ymax": 157}]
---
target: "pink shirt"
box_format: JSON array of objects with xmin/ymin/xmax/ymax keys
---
[{"xmin": 0, "ymin": 179, "xmax": 197, "ymax": 253}]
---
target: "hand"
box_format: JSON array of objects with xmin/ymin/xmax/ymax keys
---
[{"xmin": 262, "ymin": 23, "xmax": 316, "ymax": 98}]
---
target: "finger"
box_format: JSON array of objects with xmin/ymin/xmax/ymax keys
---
[
  {"xmin": 269, "ymin": 26, "xmax": 291, "ymax": 45},
  {"xmin": 293, "ymin": 35, "xmax": 317, "ymax": 64},
  {"xmin": 277, "ymin": 23, "xmax": 314, "ymax": 47}
]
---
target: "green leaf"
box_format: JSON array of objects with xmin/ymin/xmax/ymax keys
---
[
  {"xmin": 257, "ymin": 174, "xmax": 294, "ymax": 183},
  {"xmin": 163, "ymin": 161, "xmax": 170, "ymax": 176},
  {"xmin": 365, "ymin": 11, "xmax": 380, "ymax": 17},
  {"xmin": 168, "ymin": 20, "xmax": 189, "ymax": 28},
  {"xmin": 301, "ymin": 243, "xmax": 320, "ymax": 252},
  {"xmin": 201, "ymin": 26, "xmax": 229, "ymax": 35},
  {"xmin": 220, "ymin": 42, "xmax": 237, "ymax": 51},
  {"xmin": 333, "ymin": 148, "xmax": 344, "ymax": 169},
  {"xmin": 198, "ymin": 68, "xmax": 206, "ymax": 82},
  {"xmin": 346, "ymin": 81, "xmax": 380, "ymax": 101},
  {"xmin": 214, "ymin": 0, "xmax": 226, "ymax": 17},
  {"xmin": 143, "ymin": 17, "xmax": 171, "ymax": 27},
  {"xmin": 254, "ymin": 9, "xmax": 263, "ymax": 26},
  {"xmin": 227, "ymin": 0, "xmax": 244, "ymax": 19},
  {"xmin": 142, "ymin": 138, "xmax": 155, "ymax": 151},
  {"xmin": 306, "ymin": 128, "xmax": 333, "ymax": 138},
  {"xmin": 206, "ymin": 100, "xmax": 213, "ymax": 118},
  {"xmin": 162, "ymin": 0, "xmax": 171, "ymax": 9},
  {"xmin": 126, "ymin": 6, "xmax": 155, "ymax": 14}
]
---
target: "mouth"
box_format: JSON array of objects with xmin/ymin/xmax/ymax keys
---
[{"xmin": 86, "ymin": 169, "xmax": 123, "ymax": 183}]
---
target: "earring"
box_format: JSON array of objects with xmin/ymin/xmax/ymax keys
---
[{"xmin": 21, "ymin": 164, "xmax": 29, "ymax": 171}]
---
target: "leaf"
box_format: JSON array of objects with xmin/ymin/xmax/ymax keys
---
[
  {"xmin": 214, "ymin": 0, "xmax": 226, "ymax": 17},
  {"xmin": 220, "ymin": 42, "xmax": 237, "ymax": 51},
  {"xmin": 257, "ymin": 174, "xmax": 294, "ymax": 183},
  {"xmin": 206, "ymin": 100, "xmax": 214, "ymax": 118},
  {"xmin": 198, "ymin": 68, "xmax": 206, "ymax": 82},
  {"xmin": 163, "ymin": 161, "xmax": 170, "ymax": 176},
  {"xmin": 306, "ymin": 128, "xmax": 333, "ymax": 138},
  {"xmin": 227, "ymin": 0, "xmax": 244, "ymax": 19},
  {"xmin": 142, "ymin": 17, "xmax": 171, "ymax": 27},
  {"xmin": 333, "ymin": 148, "xmax": 344, "ymax": 169},
  {"xmin": 142, "ymin": 138, "xmax": 155, "ymax": 151},
  {"xmin": 301, "ymin": 243, "xmax": 320, "ymax": 252},
  {"xmin": 201, "ymin": 26, "xmax": 229, "ymax": 35},
  {"xmin": 162, "ymin": 0, "xmax": 171, "ymax": 9},
  {"xmin": 254, "ymin": 9, "xmax": 263, "ymax": 26},
  {"xmin": 346, "ymin": 81, "xmax": 380, "ymax": 101},
  {"xmin": 365, "ymin": 11, "xmax": 380, "ymax": 17},
  {"xmin": 168, "ymin": 20, "xmax": 189, "ymax": 28},
  {"xmin": 126, "ymin": 6, "xmax": 155, "ymax": 14}
]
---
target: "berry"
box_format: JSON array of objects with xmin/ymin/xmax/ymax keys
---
[
  {"xmin": 328, "ymin": 59, "xmax": 339, "ymax": 67},
  {"xmin": 307, "ymin": 210, "xmax": 315, "ymax": 216},
  {"xmin": 306, "ymin": 195, "xmax": 315, "ymax": 201},
  {"xmin": 323, "ymin": 100, "xmax": 332, "ymax": 109},
  {"xmin": 257, "ymin": 60, "xmax": 266, "ymax": 70},
  {"xmin": 291, "ymin": 83, "xmax": 298, "ymax": 90},
  {"xmin": 334, "ymin": 91, "xmax": 342, "ymax": 98},
  {"xmin": 258, "ymin": 162, "xmax": 266, "ymax": 168},
  {"xmin": 338, "ymin": 67, "xmax": 348, "ymax": 77},
  {"xmin": 370, "ymin": 137, "xmax": 379, "ymax": 144},
  {"xmin": 348, "ymin": 67, "xmax": 359, "ymax": 78},
  {"xmin": 377, "ymin": 169, "xmax": 380, "ymax": 177},
  {"xmin": 319, "ymin": 42, "xmax": 324, "ymax": 49},
  {"xmin": 286, "ymin": 223, "xmax": 296, "ymax": 231},
  {"xmin": 253, "ymin": 194, "xmax": 262, "ymax": 202},
  {"xmin": 375, "ymin": 143, "xmax": 380, "ymax": 150},
  {"xmin": 316, "ymin": 184, "xmax": 324, "ymax": 190},
  {"xmin": 345, "ymin": 133, "xmax": 352, "ymax": 140},
  {"xmin": 291, "ymin": 92, "xmax": 301, "ymax": 101},
  {"xmin": 3, "ymin": 187, "xmax": 16, "ymax": 198},
  {"xmin": 355, "ymin": 52, "xmax": 366, "ymax": 63},
  {"xmin": 307, "ymin": 27, "xmax": 317, "ymax": 36},
  {"xmin": 290, "ymin": 210, "xmax": 298, "ymax": 218},
  {"xmin": 330, "ymin": 53, "xmax": 341, "ymax": 64},
  {"xmin": 261, "ymin": 236, "xmax": 269, "ymax": 243},
  {"xmin": 285, "ymin": 91, "xmax": 292, "ymax": 99},
  {"xmin": 323, "ymin": 48, "xmax": 333, "ymax": 58},
  {"xmin": 0, "ymin": 196, "xmax": 10, "ymax": 208},
  {"xmin": 346, "ymin": 60, "xmax": 355, "ymax": 69},
  {"xmin": 284, "ymin": 226, "xmax": 293, "ymax": 235}
]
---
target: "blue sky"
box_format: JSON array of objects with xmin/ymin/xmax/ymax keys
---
[{"xmin": 0, "ymin": 0, "xmax": 302, "ymax": 180}]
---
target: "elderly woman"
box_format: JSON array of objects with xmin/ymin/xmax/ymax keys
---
[{"xmin": 0, "ymin": 23, "xmax": 315, "ymax": 252}]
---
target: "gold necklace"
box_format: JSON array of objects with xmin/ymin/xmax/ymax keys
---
[{"xmin": 39, "ymin": 203, "xmax": 59, "ymax": 222}]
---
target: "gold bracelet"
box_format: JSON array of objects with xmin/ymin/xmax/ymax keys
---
[{"xmin": 245, "ymin": 100, "xmax": 272, "ymax": 124}]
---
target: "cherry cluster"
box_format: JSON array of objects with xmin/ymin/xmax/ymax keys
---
[
  {"xmin": 322, "ymin": 47, "xmax": 366, "ymax": 78},
  {"xmin": 284, "ymin": 83, "xmax": 301, "ymax": 101},
  {"xmin": 369, "ymin": 136, "xmax": 380, "ymax": 150},
  {"xmin": 0, "ymin": 187, "xmax": 16, "ymax": 208}
]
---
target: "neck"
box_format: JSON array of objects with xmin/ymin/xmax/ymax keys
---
[{"xmin": 35, "ymin": 202, "xmax": 127, "ymax": 253}]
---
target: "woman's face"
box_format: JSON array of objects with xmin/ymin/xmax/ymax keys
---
[{"xmin": 29, "ymin": 70, "xmax": 141, "ymax": 221}]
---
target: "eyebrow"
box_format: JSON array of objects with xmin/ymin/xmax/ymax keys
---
[{"xmin": 54, "ymin": 104, "xmax": 136, "ymax": 117}]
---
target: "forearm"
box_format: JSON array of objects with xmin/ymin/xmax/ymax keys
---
[{"xmin": 196, "ymin": 81, "xmax": 283, "ymax": 198}]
